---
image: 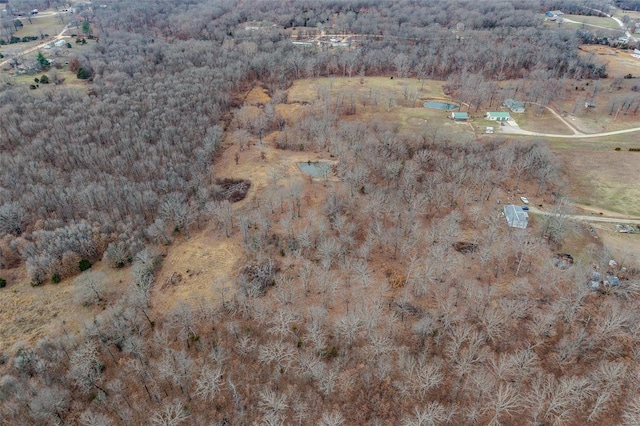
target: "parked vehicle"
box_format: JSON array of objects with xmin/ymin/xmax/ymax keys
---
[{"xmin": 520, "ymin": 196, "xmax": 529, "ymax": 204}]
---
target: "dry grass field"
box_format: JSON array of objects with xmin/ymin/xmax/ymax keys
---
[
  {"xmin": 579, "ymin": 45, "xmax": 640, "ymax": 77},
  {"xmin": 0, "ymin": 262, "xmax": 132, "ymax": 347},
  {"xmin": 554, "ymin": 148, "xmax": 640, "ymax": 217},
  {"xmin": 288, "ymin": 76, "xmax": 475, "ymax": 139},
  {"xmin": 512, "ymin": 107, "xmax": 575, "ymax": 135}
]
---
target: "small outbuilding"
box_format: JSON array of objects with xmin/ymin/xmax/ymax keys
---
[
  {"xmin": 486, "ymin": 126, "xmax": 494, "ymax": 134},
  {"xmin": 503, "ymin": 204, "xmax": 528, "ymax": 229},
  {"xmin": 451, "ymin": 111, "xmax": 469, "ymax": 121},
  {"xmin": 504, "ymin": 99, "xmax": 525, "ymax": 113},
  {"xmin": 54, "ymin": 39, "xmax": 67, "ymax": 47},
  {"xmin": 486, "ymin": 112, "xmax": 511, "ymax": 121}
]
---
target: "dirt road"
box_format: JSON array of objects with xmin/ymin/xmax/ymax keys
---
[
  {"xmin": 0, "ymin": 21, "xmax": 70, "ymax": 68},
  {"xmin": 528, "ymin": 205, "xmax": 640, "ymax": 225}
]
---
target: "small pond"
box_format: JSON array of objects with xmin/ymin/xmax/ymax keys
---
[
  {"xmin": 424, "ymin": 101, "xmax": 459, "ymax": 111},
  {"xmin": 298, "ymin": 161, "xmax": 332, "ymax": 178}
]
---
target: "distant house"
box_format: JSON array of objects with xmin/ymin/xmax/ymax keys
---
[
  {"xmin": 54, "ymin": 39, "xmax": 66, "ymax": 47},
  {"xmin": 546, "ymin": 10, "xmax": 564, "ymax": 17},
  {"xmin": 451, "ymin": 111, "xmax": 469, "ymax": 121},
  {"xmin": 486, "ymin": 112, "xmax": 511, "ymax": 121},
  {"xmin": 504, "ymin": 99, "xmax": 525, "ymax": 113},
  {"xmin": 503, "ymin": 205, "xmax": 528, "ymax": 229},
  {"xmin": 486, "ymin": 126, "xmax": 494, "ymax": 134},
  {"xmin": 585, "ymin": 101, "xmax": 596, "ymax": 108}
]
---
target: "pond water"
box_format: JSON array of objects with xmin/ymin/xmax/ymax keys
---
[
  {"xmin": 298, "ymin": 162, "xmax": 332, "ymax": 178},
  {"xmin": 424, "ymin": 101, "xmax": 459, "ymax": 111}
]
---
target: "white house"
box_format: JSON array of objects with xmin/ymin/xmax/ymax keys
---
[
  {"xmin": 503, "ymin": 205, "xmax": 528, "ymax": 229},
  {"xmin": 486, "ymin": 112, "xmax": 511, "ymax": 121},
  {"xmin": 54, "ymin": 39, "xmax": 67, "ymax": 47}
]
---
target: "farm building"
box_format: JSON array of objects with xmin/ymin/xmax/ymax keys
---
[
  {"xmin": 486, "ymin": 112, "xmax": 511, "ymax": 121},
  {"xmin": 54, "ymin": 39, "xmax": 67, "ymax": 47},
  {"xmin": 451, "ymin": 111, "xmax": 469, "ymax": 121},
  {"xmin": 503, "ymin": 205, "xmax": 528, "ymax": 229},
  {"xmin": 504, "ymin": 99, "xmax": 525, "ymax": 113},
  {"xmin": 545, "ymin": 10, "xmax": 564, "ymax": 17}
]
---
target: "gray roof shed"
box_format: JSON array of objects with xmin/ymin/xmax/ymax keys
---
[{"xmin": 503, "ymin": 205, "xmax": 528, "ymax": 229}]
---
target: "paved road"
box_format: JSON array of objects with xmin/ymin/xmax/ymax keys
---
[
  {"xmin": 528, "ymin": 205, "xmax": 640, "ymax": 225},
  {"xmin": 499, "ymin": 104, "xmax": 640, "ymax": 139}
]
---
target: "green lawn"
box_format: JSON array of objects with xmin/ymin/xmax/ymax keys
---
[
  {"xmin": 562, "ymin": 14, "xmax": 622, "ymax": 30},
  {"xmin": 13, "ymin": 14, "xmax": 67, "ymax": 39}
]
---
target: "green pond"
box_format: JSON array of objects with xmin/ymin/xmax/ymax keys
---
[
  {"xmin": 424, "ymin": 101, "xmax": 459, "ymax": 111},
  {"xmin": 298, "ymin": 162, "xmax": 332, "ymax": 177}
]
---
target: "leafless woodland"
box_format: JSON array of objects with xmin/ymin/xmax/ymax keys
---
[{"xmin": 1, "ymin": 0, "xmax": 640, "ymax": 425}]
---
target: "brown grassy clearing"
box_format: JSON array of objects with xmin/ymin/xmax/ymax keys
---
[
  {"xmin": 287, "ymin": 76, "xmax": 445, "ymax": 104},
  {"xmin": 149, "ymin": 121, "xmax": 341, "ymax": 315},
  {"xmin": 579, "ymin": 45, "xmax": 640, "ymax": 77},
  {"xmin": 514, "ymin": 106, "xmax": 574, "ymax": 135},
  {"xmin": 288, "ymin": 76, "xmax": 474, "ymax": 139},
  {"xmin": 554, "ymin": 149, "xmax": 640, "ymax": 217},
  {"xmin": 12, "ymin": 15, "xmax": 66, "ymax": 40},
  {"xmin": 0, "ymin": 262, "xmax": 131, "ymax": 349},
  {"xmin": 244, "ymin": 85, "xmax": 271, "ymax": 105},
  {"xmin": 152, "ymin": 232, "xmax": 243, "ymax": 313},
  {"xmin": 611, "ymin": 8, "xmax": 640, "ymax": 20}
]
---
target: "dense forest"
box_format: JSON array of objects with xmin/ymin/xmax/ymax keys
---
[{"xmin": 2, "ymin": 0, "xmax": 640, "ymax": 424}]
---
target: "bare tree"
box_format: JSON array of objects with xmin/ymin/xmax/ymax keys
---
[
  {"xmin": 402, "ymin": 403, "xmax": 453, "ymax": 426},
  {"xmin": 150, "ymin": 400, "xmax": 190, "ymax": 426},
  {"xmin": 29, "ymin": 386, "xmax": 70, "ymax": 424},
  {"xmin": 318, "ymin": 410, "xmax": 345, "ymax": 426},
  {"xmin": 67, "ymin": 341, "xmax": 108, "ymax": 396},
  {"xmin": 74, "ymin": 271, "xmax": 107, "ymax": 306},
  {"xmin": 194, "ymin": 365, "xmax": 224, "ymax": 402}
]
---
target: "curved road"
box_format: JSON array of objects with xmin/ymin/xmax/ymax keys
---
[{"xmin": 499, "ymin": 104, "xmax": 640, "ymax": 139}]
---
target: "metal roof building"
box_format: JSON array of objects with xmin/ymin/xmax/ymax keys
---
[
  {"xmin": 451, "ymin": 111, "xmax": 469, "ymax": 120},
  {"xmin": 486, "ymin": 112, "xmax": 511, "ymax": 121},
  {"xmin": 503, "ymin": 204, "xmax": 528, "ymax": 229},
  {"xmin": 504, "ymin": 99, "xmax": 525, "ymax": 113}
]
